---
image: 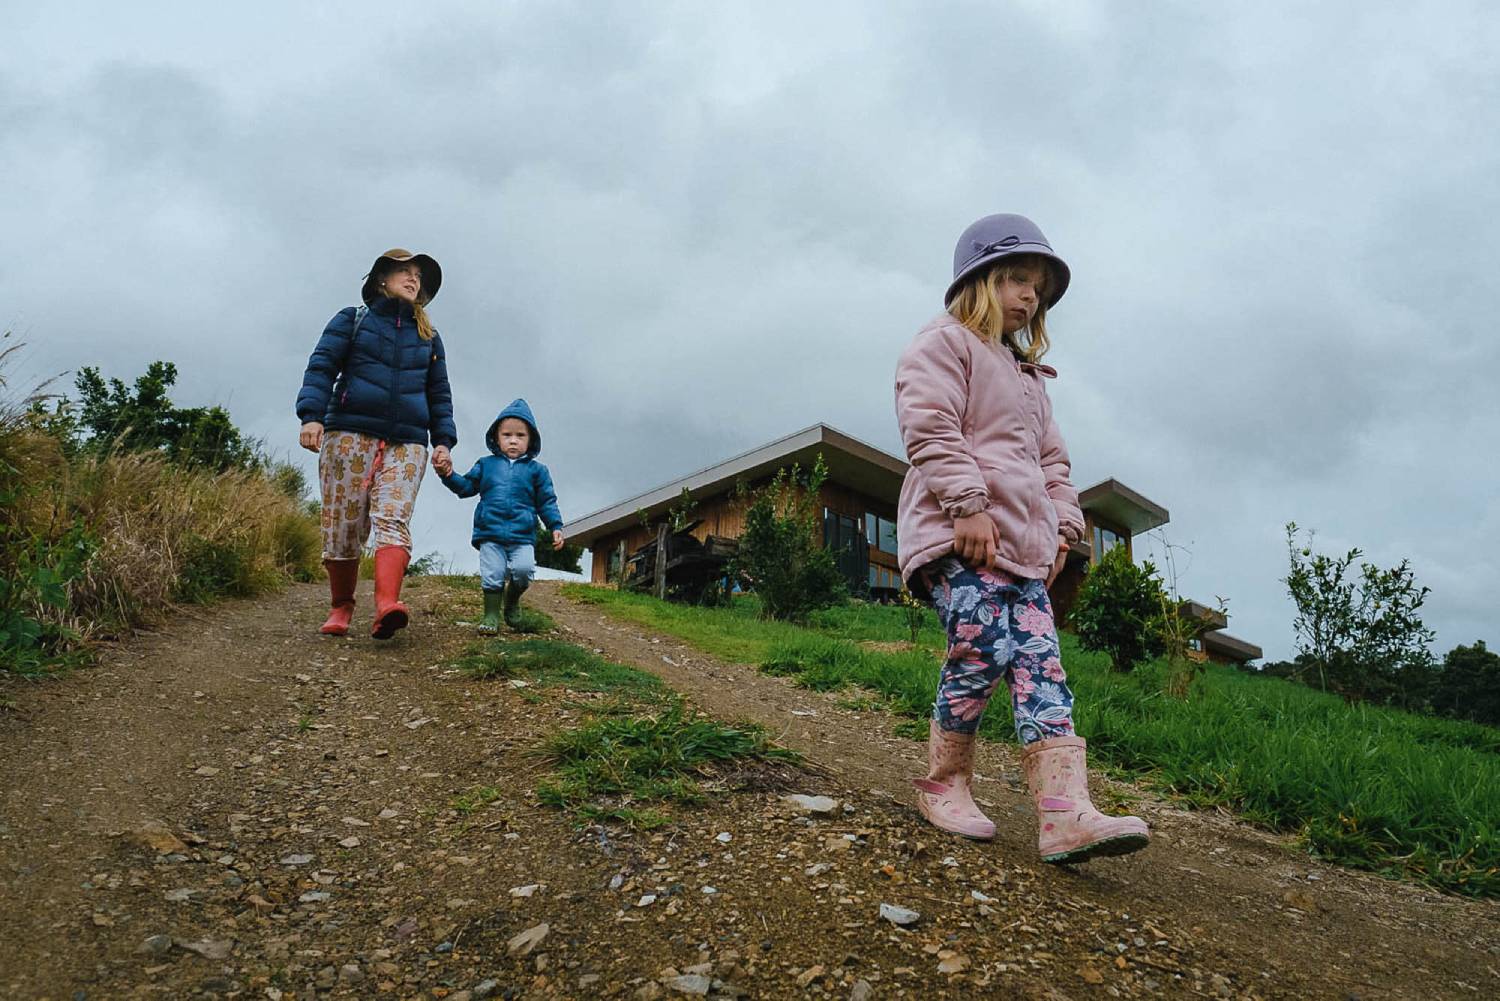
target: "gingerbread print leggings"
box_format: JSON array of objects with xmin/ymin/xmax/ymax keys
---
[
  {"xmin": 318, "ymin": 430, "xmax": 428, "ymax": 559},
  {"xmin": 918, "ymin": 556, "xmax": 1077, "ymax": 745}
]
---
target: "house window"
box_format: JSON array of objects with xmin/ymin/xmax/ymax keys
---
[
  {"xmin": 868, "ymin": 565, "xmax": 899, "ymax": 591},
  {"xmin": 606, "ymin": 541, "xmax": 625, "ymax": 579},
  {"xmin": 864, "ymin": 512, "xmax": 898, "ymax": 554},
  {"xmin": 1091, "ymin": 524, "xmax": 1126, "ymax": 561}
]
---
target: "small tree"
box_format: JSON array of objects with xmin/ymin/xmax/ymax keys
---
[
  {"xmin": 729, "ymin": 454, "xmax": 846, "ymax": 621},
  {"xmin": 1070, "ymin": 546, "xmax": 1167, "ymax": 672},
  {"xmin": 1283, "ymin": 522, "xmax": 1435, "ymax": 702}
]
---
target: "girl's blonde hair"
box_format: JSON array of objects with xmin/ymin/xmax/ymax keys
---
[
  {"xmin": 947, "ymin": 255, "xmax": 1054, "ymax": 363},
  {"xmin": 374, "ymin": 262, "xmax": 437, "ymax": 341}
]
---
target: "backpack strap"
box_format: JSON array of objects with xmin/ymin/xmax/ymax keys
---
[{"xmin": 351, "ymin": 304, "xmax": 367, "ymax": 336}]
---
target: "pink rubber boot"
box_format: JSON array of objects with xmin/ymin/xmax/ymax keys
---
[
  {"xmin": 1021, "ymin": 735, "xmax": 1148, "ymax": 863},
  {"xmin": 912, "ymin": 719, "xmax": 996, "ymax": 840}
]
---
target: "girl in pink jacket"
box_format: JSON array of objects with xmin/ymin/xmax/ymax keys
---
[{"xmin": 895, "ymin": 213, "xmax": 1149, "ymax": 863}]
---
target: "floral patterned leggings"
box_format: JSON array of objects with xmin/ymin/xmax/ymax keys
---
[
  {"xmin": 918, "ymin": 556, "xmax": 1077, "ymax": 745},
  {"xmin": 318, "ymin": 430, "xmax": 428, "ymax": 559}
]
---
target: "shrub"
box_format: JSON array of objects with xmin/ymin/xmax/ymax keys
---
[
  {"xmin": 729, "ymin": 455, "xmax": 846, "ymax": 621},
  {"xmin": 534, "ymin": 522, "xmax": 584, "ymax": 574},
  {"xmin": 1430, "ymin": 641, "xmax": 1500, "ymax": 727},
  {"xmin": 1070, "ymin": 546, "xmax": 1167, "ymax": 672},
  {"xmin": 71, "ymin": 361, "xmax": 260, "ymax": 472},
  {"xmin": 1283, "ymin": 522, "xmax": 1436, "ymax": 707}
]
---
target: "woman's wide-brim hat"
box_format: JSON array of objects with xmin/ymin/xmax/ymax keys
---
[
  {"xmin": 944, "ymin": 214, "xmax": 1070, "ymax": 308},
  {"xmin": 361, "ymin": 248, "xmax": 443, "ymax": 305}
]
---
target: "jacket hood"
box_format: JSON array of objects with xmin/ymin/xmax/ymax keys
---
[{"xmin": 486, "ymin": 398, "xmax": 541, "ymax": 459}]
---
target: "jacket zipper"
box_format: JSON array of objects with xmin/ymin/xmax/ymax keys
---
[{"xmin": 386, "ymin": 307, "xmax": 402, "ymax": 441}]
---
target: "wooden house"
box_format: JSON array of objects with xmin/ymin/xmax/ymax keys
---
[{"xmin": 565, "ymin": 423, "xmax": 1261, "ymax": 665}]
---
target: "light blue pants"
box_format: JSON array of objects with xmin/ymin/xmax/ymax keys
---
[{"xmin": 479, "ymin": 542, "xmax": 536, "ymax": 592}]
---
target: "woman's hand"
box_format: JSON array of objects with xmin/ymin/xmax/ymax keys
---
[
  {"xmin": 431, "ymin": 445, "xmax": 452, "ymax": 476},
  {"xmin": 1046, "ymin": 535, "xmax": 1069, "ymax": 588},
  {"xmin": 299, "ymin": 422, "xmax": 323, "ymax": 453},
  {"xmin": 952, "ymin": 512, "xmax": 999, "ymax": 568},
  {"xmin": 551, "ymin": 530, "xmax": 565, "ymax": 551}
]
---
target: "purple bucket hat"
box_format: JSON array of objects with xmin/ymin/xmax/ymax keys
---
[{"xmin": 945, "ymin": 214, "xmax": 1070, "ymax": 308}]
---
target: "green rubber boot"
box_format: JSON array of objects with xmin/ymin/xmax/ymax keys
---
[
  {"xmin": 503, "ymin": 579, "xmax": 525, "ymax": 628},
  {"xmin": 479, "ymin": 589, "xmax": 504, "ymax": 633}
]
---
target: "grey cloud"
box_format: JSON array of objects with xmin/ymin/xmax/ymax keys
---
[{"xmin": 4, "ymin": 2, "xmax": 1497, "ymax": 661}]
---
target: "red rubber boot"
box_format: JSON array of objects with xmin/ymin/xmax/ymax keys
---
[
  {"xmin": 370, "ymin": 546, "xmax": 410, "ymax": 640},
  {"xmin": 319, "ymin": 559, "xmax": 359, "ymax": 636}
]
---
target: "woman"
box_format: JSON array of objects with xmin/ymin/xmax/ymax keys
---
[{"xmin": 295, "ymin": 248, "xmax": 456, "ymax": 639}]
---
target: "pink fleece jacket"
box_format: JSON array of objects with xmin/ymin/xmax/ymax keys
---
[{"xmin": 895, "ymin": 313, "xmax": 1085, "ymax": 584}]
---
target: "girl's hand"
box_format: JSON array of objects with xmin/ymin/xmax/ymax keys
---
[
  {"xmin": 551, "ymin": 530, "xmax": 565, "ymax": 551},
  {"xmin": 952, "ymin": 512, "xmax": 999, "ymax": 568},
  {"xmin": 1046, "ymin": 535, "xmax": 1069, "ymax": 588},
  {"xmin": 431, "ymin": 445, "xmax": 452, "ymax": 476},
  {"xmin": 299, "ymin": 422, "xmax": 323, "ymax": 452}
]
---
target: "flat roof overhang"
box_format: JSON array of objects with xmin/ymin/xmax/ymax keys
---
[
  {"xmin": 566, "ymin": 424, "xmax": 907, "ymax": 547},
  {"xmin": 1078, "ymin": 478, "xmax": 1170, "ymax": 535},
  {"xmin": 1201, "ymin": 630, "xmax": 1263, "ymax": 663}
]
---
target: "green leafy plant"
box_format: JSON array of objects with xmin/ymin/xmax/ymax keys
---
[
  {"xmin": 897, "ymin": 589, "xmax": 928, "ymax": 645},
  {"xmin": 1142, "ymin": 532, "xmax": 1226, "ymax": 699},
  {"xmin": 73, "ymin": 361, "xmax": 260, "ymax": 472},
  {"xmin": 534, "ymin": 523, "xmax": 584, "ymax": 574},
  {"xmin": 1070, "ymin": 546, "xmax": 1167, "ymax": 672},
  {"xmin": 1429, "ymin": 641, "xmax": 1500, "ymax": 727},
  {"xmin": 729, "ymin": 455, "xmax": 846, "ymax": 621},
  {"xmin": 1283, "ymin": 522, "xmax": 1435, "ymax": 705}
]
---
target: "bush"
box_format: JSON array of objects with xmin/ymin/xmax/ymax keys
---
[
  {"xmin": 1070, "ymin": 546, "xmax": 1167, "ymax": 672},
  {"xmin": 729, "ymin": 455, "xmax": 846, "ymax": 621},
  {"xmin": 1430, "ymin": 641, "xmax": 1500, "ymax": 727},
  {"xmin": 1283, "ymin": 522, "xmax": 1436, "ymax": 707},
  {"xmin": 535, "ymin": 522, "xmax": 584, "ymax": 574},
  {"xmin": 71, "ymin": 361, "xmax": 260, "ymax": 472}
]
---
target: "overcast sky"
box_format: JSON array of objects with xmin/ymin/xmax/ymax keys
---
[{"xmin": 5, "ymin": 1, "xmax": 1497, "ymax": 662}]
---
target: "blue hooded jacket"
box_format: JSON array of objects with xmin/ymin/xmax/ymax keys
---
[
  {"xmin": 440, "ymin": 399, "xmax": 563, "ymax": 548},
  {"xmin": 295, "ymin": 297, "xmax": 458, "ymax": 448}
]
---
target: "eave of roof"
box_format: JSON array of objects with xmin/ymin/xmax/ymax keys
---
[
  {"xmin": 566, "ymin": 423, "xmax": 907, "ymax": 546},
  {"xmin": 1201, "ymin": 629, "xmax": 1263, "ymax": 662},
  {"xmin": 1078, "ymin": 478, "xmax": 1170, "ymax": 534}
]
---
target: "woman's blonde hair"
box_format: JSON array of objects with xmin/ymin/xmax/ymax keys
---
[
  {"xmin": 374, "ymin": 262, "xmax": 436, "ymax": 341},
  {"xmin": 947, "ymin": 255, "xmax": 1054, "ymax": 363}
]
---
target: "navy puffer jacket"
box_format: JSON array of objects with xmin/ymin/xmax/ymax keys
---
[{"xmin": 295, "ymin": 296, "xmax": 458, "ymax": 448}]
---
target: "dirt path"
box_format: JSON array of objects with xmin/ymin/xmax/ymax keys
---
[{"xmin": 0, "ymin": 580, "xmax": 1495, "ymax": 1000}]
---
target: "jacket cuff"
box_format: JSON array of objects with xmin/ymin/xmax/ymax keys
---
[
  {"xmin": 1058, "ymin": 520, "xmax": 1084, "ymax": 545},
  {"xmin": 943, "ymin": 492, "xmax": 990, "ymax": 519}
]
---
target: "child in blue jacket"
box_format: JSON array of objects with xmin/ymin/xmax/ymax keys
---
[{"xmin": 435, "ymin": 399, "xmax": 565, "ymax": 631}]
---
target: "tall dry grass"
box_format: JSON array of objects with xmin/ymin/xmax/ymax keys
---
[
  {"xmin": 44, "ymin": 449, "xmax": 321, "ymax": 638},
  {"xmin": 1, "ymin": 342, "xmax": 320, "ymax": 669}
]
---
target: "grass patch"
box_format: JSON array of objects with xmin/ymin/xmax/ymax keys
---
[
  {"xmin": 451, "ymin": 785, "xmax": 504, "ymax": 815},
  {"xmin": 1066, "ymin": 639, "xmax": 1500, "ymax": 896},
  {"xmin": 760, "ymin": 635, "xmax": 938, "ymax": 718},
  {"xmin": 563, "ymin": 584, "xmax": 946, "ymax": 664},
  {"xmin": 453, "ymin": 637, "xmax": 668, "ymax": 703},
  {"xmin": 507, "ymin": 606, "xmax": 556, "ymax": 634},
  {"xmin": 567, "ymin": 584, "xmax": 1500, "ymax": 897},
  {"xmin": 535, "ymin": 706, "xmax": 800, "ymax": 828}
]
